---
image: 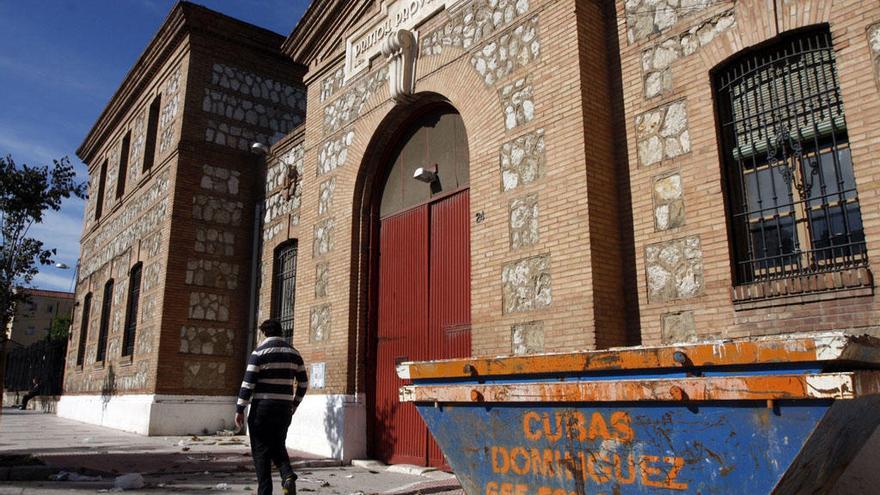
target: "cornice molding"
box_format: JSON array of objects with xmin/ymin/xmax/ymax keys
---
[{"xmin": 283, "ymin": 0, "xmax": 377, "ymax": 68}]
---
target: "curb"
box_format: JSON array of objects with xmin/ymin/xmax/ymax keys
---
[
  {"xmin": 381, "ymin": 479, "xmax": 462, "ymax": 495},
  {"xmin": 293, "ymin": 459, "xmax": 346, "ymax": 469}
]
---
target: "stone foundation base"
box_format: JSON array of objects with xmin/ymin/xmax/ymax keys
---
[
  {"xmin": 55, "ymin": 393, "xmax": 367, "ymax": 461},
  {"xmin": 56, "ymin": 394, "xmax": 237, "ymax": 435},
  {"xmin": 286, "ymin": 394, "xmax": 366, "ymax": 461}
]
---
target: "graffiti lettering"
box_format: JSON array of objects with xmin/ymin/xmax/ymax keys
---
[
  {"xmin": 490, "ymin": 446, "xmax": 686, "ymax": 490},
  {"xmin": 486, "ymin": 410, "xmax": 688, "ymax": 491},
  {"xmin": 522, "ymin": 411, "xmax": 634, "ymax": 443},
  {"xmin": 485, "ymin": 482, "xmax": 528, "ymax": 495}
]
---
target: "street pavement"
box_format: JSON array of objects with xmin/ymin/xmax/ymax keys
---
[{"xmin": 0, "ymin": 408, "xmax": 461, "ymax": 494}]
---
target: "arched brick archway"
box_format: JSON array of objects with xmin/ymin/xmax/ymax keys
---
[{"xmin": 351, "ymin": 96, "xmax": 472, "ymax": 467}]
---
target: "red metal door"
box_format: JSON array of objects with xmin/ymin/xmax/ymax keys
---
[
  {"xmin": 375, "ymin": 206, "xmax": 430, "ymax": 465},
  {"xmin": 427, "ymin": 190, "xmax": 471, "ymax": 468},
  {"xmin": 374, "ymin": 189, "xmax": 471, "ymax": 467}
]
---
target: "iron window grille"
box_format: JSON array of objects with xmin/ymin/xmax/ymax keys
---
[
  {"xmin": 271, "ymin": 240, "xmax": 298, "ymax": 341},
  {"xmin": 122, "ymin": 263, "xmax": 142, "ymax": 357},
  {"xmin": 715, "ymin": 26, "xmax": 867, "ymax": 285},
  {"xmin": 75, "ymin": 293, "xmax": 92, "ymax": 367},
  {"xmin": 96, "ymin": 280, "xmax": 113, "ymax": 363}
]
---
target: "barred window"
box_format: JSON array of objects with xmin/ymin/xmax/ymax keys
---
[
  {"xmin": 96, "ymin": 280, "xmax": 113, "ymax": 363},
  {"xmin": 271, "ymin": 240, "xmax": 298, "ymax": 341},
  {"xmin": 122, "ymin": 263, "xmax": 142, "ymax": 357},
  {"xmin": 714, "ymin": 26, "xmax": 867, "ymax": 285}
]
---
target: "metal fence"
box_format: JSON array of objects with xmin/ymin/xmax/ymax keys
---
[{"xmin": 4, "ymin": 339, "xmax": 67, "ymax": 395}]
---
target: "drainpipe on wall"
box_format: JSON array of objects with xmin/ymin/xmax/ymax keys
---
[
  {"xmin": 247, "ymin": 142, "xmax": 270, "ymax": 361},
  {"xmin": 247, "ymin": 202, "xmax": 263, "ymax": 358}
]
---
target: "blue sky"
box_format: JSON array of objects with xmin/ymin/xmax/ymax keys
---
[{"xmin": 0, "ymin": 0, "xmax": 309, "ymax": 292}]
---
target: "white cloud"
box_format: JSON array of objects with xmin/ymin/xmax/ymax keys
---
[
  {"xmin": 30, "ymin": 271, "xmax": 76, "ymax": 293},
  {"xmin": 26, "ymin": 202, "xmax": 85, "ymax": 293},
  {"xmin": 0, "ymin": 126, "xmax": 70, "ymax": 165}
]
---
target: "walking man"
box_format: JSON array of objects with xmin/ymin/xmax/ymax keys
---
[{"xmin": 235, "ymin": 319, "xmax": 309, "ymax": 495}]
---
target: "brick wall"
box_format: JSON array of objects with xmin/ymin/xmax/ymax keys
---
[
  {"xmin": 64, "ymin": 44, "xmax": 187, "ymax": 396},
  {"xmin": 615, "ymin": 0, "xmax": 880, "ymax": 344},
  {"xmin": 259, "ymin": 0, "xmax": 634, "ymax": 399},
  {"xmin": 65, "ymin": 7, "xmax": 304, "ymax": 399}
]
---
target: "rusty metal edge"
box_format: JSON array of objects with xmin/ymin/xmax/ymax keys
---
[
  {"xmin": 396, "ymin": 332, "xmax": 880, "ymax": 380},
  {"xmin": 399, "ymin": 371, "xmax": 880, "ymax": 403}
]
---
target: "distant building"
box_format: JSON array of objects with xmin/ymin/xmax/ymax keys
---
[
  {"xmin": 5, "ymin": 288, "xmax": 74, "ymax": 348},
  {"xmin": 63, "ymin": 0, "xmax": 880, "ymax": 472}
]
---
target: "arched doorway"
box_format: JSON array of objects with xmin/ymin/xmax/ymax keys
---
[{"xmin": 368, "ymin": 104, "xmax": 471, "ymax": 467}]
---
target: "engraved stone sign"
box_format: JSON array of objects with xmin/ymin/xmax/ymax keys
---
[{"xmin": 345, "ymin": 0, "xmax": 463, "ymax": 80}]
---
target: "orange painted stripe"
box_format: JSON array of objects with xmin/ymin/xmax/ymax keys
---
[
  {"xmin": 400, "ymin": 371, "xmax": 880, "ymax": 403},
  {"xmin": 399, "ymin": 334, "xmax": 880, "ymax": 380}
]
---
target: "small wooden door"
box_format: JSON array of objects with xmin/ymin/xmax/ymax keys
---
[{"xmin": 373, "ymin": 189, "xmax": 471, "ymax": 467}]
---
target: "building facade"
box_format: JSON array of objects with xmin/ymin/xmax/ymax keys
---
[
  {"xmin": 5, "ymin": 289, "xmax": 74, "ymax": 348},
  {"xmin": 65, "ymin": 0, "xmax": 880, "ymax": 473},
  {"xmin": 59, "ymin": 3, "xmax": 306, "ymax": 435}
]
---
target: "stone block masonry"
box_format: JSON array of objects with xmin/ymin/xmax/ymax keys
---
[
  {"xmin": 318, "ymin": 131, "xmax": 354, "ymax": 175},
  {"xmin": 499, "ymin": 76, "xmax": 535, "ymax": 130},
  {"xmin": 182, "ymin": 360, "xmax": 227, "ymax": 390},
  {"xmin": 636, "ymin": 99, "xmax": 690, "ymax": 166},
  {"xmin": 470, "ymin": 16, "xmax": 541, "ymax": 85},
  {"xmin": 645, "ymin": 236, "xmax": 703, "ymax": 303},
  {"xmin": 189, "ymin": 292, "xmax": 230, "ymax": 322},
  {"xmin": 509, "ymin": 194, "xmax": 539, "ymax": 249},
  {"xmin": 310, "ymin": 304, "xmax": 331, "ymax": 342},
  {"xmin": 323, "ymin": 67, "xmax": 387, "ymax": 135},
  {"xmin": 159, "ymin": 68, "xmax": 182, "ymax": 153},
  {"xmin": 79, "ymin": 171, "xmax": 170, "ymax": 281},
  {"xmin": 200, "ymin": 165, "xmax": 240, "ymax": 196},
  {"xmin": 264, "ymin": 144, "xmax": 305, "ymax": 230},
  {"xmin": 102, "ymin": 143, "xmax": 120, "ymax": 213},
  {"xmin": 194, "ymin": 227, "xmax": 235, "ymax": 256},
  {"xmin": 871, "ymin": 24, "xmax": 880, "ymax": 89},
  {"xmin": 315, "ymin": 263, "xmax": 330, "ymax": 298},
  {"xmin": 511, "ymin": 321, "xmax": 544, "ymax": 355},
  {"xmin": 179, "ymin": 327, "xmax": 235, "ymax": 356},
  {"xmin": 192, "ymin": 195, "xmax": 243, "ymax": 226},
  {"xmin": 641, "ymin": 10, "xmax": 735, "ymax": 98},
  {"xmin": 420, "ymin": 0, "xmax": 531, "ymax": 56},
  {"xmin": 661, "ymin": 311, "xmax": 696, "ymax": 344},
  {"xmin": 502, "ymin": 255, "xmax": 552, "ymax": 314},
  {"xmin": 321, "ymin": 67, "xmax": 345, "ymax": 103},
  {"xmin": 624, "ymin": 0, "xmax": 721, "ymax": 44},
  {"xmin": 128, "ymin": 109, "xmax": 146, "ymax": 185},
  {"xmin": 319, "ymin": 178, "xmax": 336, "ymax": 216},
  {"xmin": 500, "ymin": 128, "xmax": 545, "ymax": 191},
  {"xmin": 185, "ymin": 259, "xmax": 240, "ymax": 290},
  {"xmin": 313, "ymin": 218, "xmax": 335, "ymax": 258},
  {"xmin": 652, "ymin": 173, "xmax": 684, "ymax": 231},
  {"xmin": 204, "ymin": 63, "xmax": 306, "ymax": 150}
]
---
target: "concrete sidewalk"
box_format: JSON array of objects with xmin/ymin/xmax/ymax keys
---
[{"xmin": 0, "ymin": 408, "xmax": 461, "ymax": 494}]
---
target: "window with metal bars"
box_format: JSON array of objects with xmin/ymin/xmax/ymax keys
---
[
  {"xmin": 76, "ymin": 293, "xmax": 92, "ymax": 367},
  {"xmin": 96, "ymin": 280, "xmax": 113, "ymax": 363},
  {"xmin": 122, "ymin": 263, "xmax": 142, "ymax": 357},
  {"xmin": 714, "ymin": 26, "xmax": 867, "ymax": 286},
  {"xmin": 271, "ymin": 240, "xmax": 298, "ymax": 341}
]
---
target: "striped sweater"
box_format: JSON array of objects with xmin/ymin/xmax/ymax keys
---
[{"xmin": 237, "ymin": 336, "xmax": 309, "ymax": 414}]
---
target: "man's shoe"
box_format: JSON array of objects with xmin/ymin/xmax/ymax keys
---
[{"xmin": 282, "ymin": 476, "xmax": 296, "ymax": 495}]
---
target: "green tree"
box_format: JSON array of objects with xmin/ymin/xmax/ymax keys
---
[
  {"xmin": 48, "ymin": 315, "xmax": 73, "ymax": 342},
  {"xmin": 0, "ymin": 155, "xmax": 86, "ymax": 406}
]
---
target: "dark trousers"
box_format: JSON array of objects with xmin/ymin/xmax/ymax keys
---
[
  {"xmin": 20, "ymin": 391, "xmax": 37, "ymax": 409},
  {"xmin": 249, "ymin": 402, "xmax": 295, "ymax": 495}
]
